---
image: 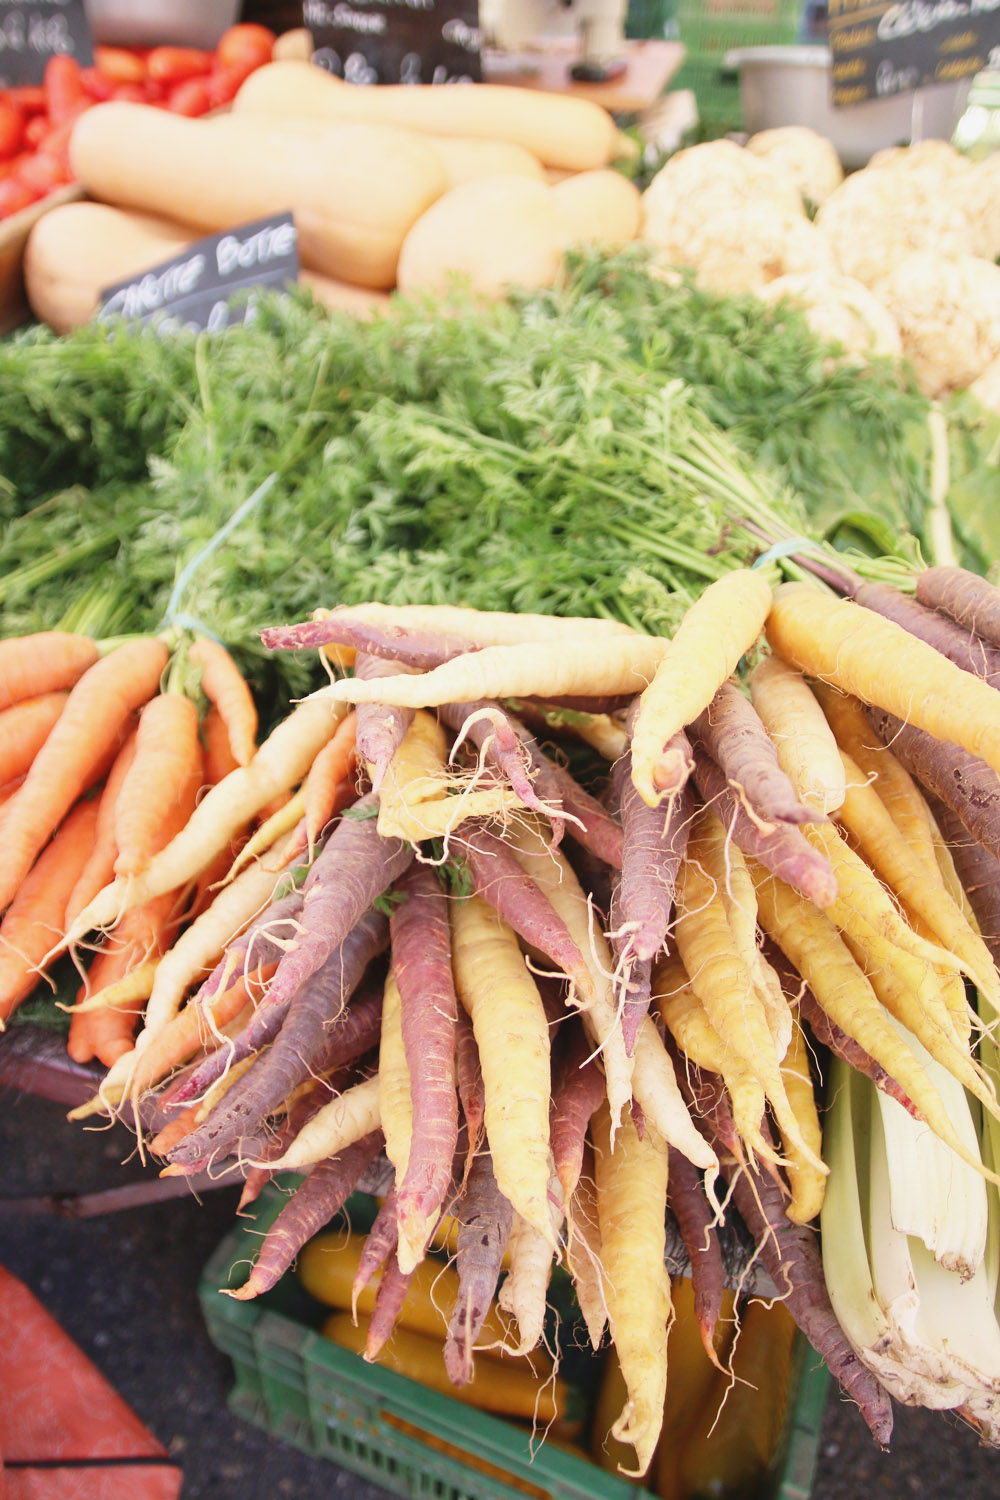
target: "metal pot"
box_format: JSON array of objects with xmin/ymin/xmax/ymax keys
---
[{"xmin": 723, "ymin": 45, "xmax": 971, "ymax": 169}]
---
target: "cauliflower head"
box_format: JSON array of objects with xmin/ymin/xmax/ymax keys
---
[
  {"xmin": 816, "ymin": 166, "xmax": 977, "ymax": 286},
  {"xmin": 875, "ymin": 251, "xmax": 1000, "ymax": 397},
  {"xmin": 746, "ymin": 126, "xmax": 844, "ymax": 208},
  {"xmin": 967, "ymin": 153, "xmax": 1000, "ymax": 263},
  {"xmin": 759, "ymin": 271, "xmax": 902, "ymax": 361},
  {"xmin": 642, "ymin": 200, "xmax": 834, "ymax": 297},
  {"xmin": 642, "ymin": 139, "xmax": 804, "ymax": 229}
]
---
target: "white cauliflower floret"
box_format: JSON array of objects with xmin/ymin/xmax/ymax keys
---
[
  {"xmin": 642, "ymin": 199, "xmax": 834, "ymax": 297},
  {"xmin": 816, "ymin": 168, "xmax": 976, "ymax": 286},
  {"xmin": 746, "ymin": 126, "xmax": 844, "ymax": 208},
  {"xmin": 969, "ymin": 354, "xmax": 1000, "ymax": 416},
  {"xmin": 875, "ymin": 252, "xmax": 1000, "ymax": 398},
  {"xmin": 642, "ymin": 139, "xmax": 804, "ymax": 228},
  {"xmin": 866, "ymin": 139, "xmax": 972, "ymax": 180},
  {"xmin": 760, "ymin": 272, "xmax": 902, "ymax": 361},
  {"xmin": 967, "ymin": 153, "xmax": 1000, "ymax": 263}
]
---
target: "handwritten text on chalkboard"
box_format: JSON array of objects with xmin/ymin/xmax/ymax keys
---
[
  {"xmin": 829, "ymin": 0, "xmax": 1000, "ymax": 108},
  {"xmin": 0, "ymin": 0, "xmax": 93, "ymax": 87},
  {"xmin": 98, "ymin": 215, "xmax": 300, "ymax": 337},
  {"xmin": 304, "ymin": 0, "xmax": 482, "ymax": 85}
]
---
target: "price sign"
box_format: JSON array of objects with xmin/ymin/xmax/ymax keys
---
[
  {"xmin": 829, "ymin": 0, "xmax": 1000, "ymax": 108},
  {"xmin": 303, "ymin": 0, "xmax": 482, "ymax": 86},
  {"xmin": 0, "ymin": 0, "xmax": 93, "ymax": 87},
  {"xmin": 97, "ymin": 214, "xmax": 300, "ymax": 337}
]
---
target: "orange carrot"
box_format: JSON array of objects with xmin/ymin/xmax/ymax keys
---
[
  {"xmin": 0, "ymin": 638, "xmax": 169, "ymax": 913},
  {"xmin": 305, "ymin": 710, "xmax": 357, "ymax": 853},
  {"xmin": 0, "ymin": 693, "xmax": 68, "ymax": 785},
  {"xmin": 130, "ymin": 962, "xmax": 276, "ymax": 1100},
  {"xmin": 69, "ymin": 750, "xmax": 204, "ymax": 1066},
  {"xmin": 190, "ymin": 638, "xmax": 258, "ymax": 767},
  {"xmin": 0, "ymin": 631, "xmax": 98, "ymax": 711},
  {"xmin": 201, "ymin": 704, "xmax": 240, "ymax": 786},
  {"xmin": 113, "ymin": 691, "xmax": 202, "ymax": 878},
  {"xmin": 64, "ymin": 730, "xmax": 139, "ymax": 930},
  {"xmin": 149, "ymin": 1103, "xmax": 201, "ymax": 1156},
  {"xmin": 0, "ymin": 799, "xmax": 101, "ymax": 1023},
  {"xmin": 0, "ymin": 778, "xmax": 25, "ymax": 808}
]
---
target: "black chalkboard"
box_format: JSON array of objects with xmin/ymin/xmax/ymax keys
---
[
  {"xmin": 829, "ymin": 0, "xmax": 1000, "ymax": 109},
  {"xmin": 0, "ymin": 0, "xmax": 93, "ymax": 87},
  {"xmin": 97, "ymin": 214, "xmax": 300, "ymax": 336},
  {"xmin": 303, "ymin": 0, "xmax": 482, "ymax": 86}
]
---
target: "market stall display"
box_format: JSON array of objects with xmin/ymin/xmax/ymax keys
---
[{"xmin": 4, "ymin": 22, "xmax": 1000, "ymax": 1494}]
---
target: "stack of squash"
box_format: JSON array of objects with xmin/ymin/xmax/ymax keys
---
[{"xmin": 24, "ymin": 59, "xmax": 642, "ymax": 331}]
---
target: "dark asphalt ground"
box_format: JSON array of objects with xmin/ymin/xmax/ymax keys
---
[{"xmin": 2, "ymin": 1088, "xmax": 997, "ymax": 1500}]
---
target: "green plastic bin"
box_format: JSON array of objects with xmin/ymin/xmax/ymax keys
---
[
  {"xmin": 199, "ymin": 1188, "xmax": 830, "ymax": 1500},
  {"xmin": 673, "ymin": 0, "xmax": 802, "ymax": 134}
]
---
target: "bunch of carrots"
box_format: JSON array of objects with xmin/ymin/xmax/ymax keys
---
[{"xmin": 5, "ymin": 562, "xmax": 1000, "ymax": 1470}]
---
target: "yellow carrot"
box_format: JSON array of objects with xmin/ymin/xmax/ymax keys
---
[
  {"xmin": 379, "ymin": 966, "xmax": 413, "ymax": 1182},
  {"xmin": 564, "ymin": 1152, "xmax": 607, "ymax": 1350},
  {"xmin": 224, "ymin": 789, "xmax": 306, "ymax": 882},
  {"xmin": 630, "ymin": 569, "xmax": 773, "ymax": 807},
  {"xmin": 781, "ymin": 1018, "xmax": 825, "ymax": 1224},
  {"xmin": 592, "ymin": 1097, "xmax": 671, "ymax": 1477},
  {"xmin": 257, "ymin": 1074, "xmax": 382, "ymax": 1171},
  {"xmin": 748, "ymin": 654, "xmax": 846, "ymax": 814},
  {"xmin": 376, "ymin": 710, "xmax": 522, "ymax": 842},
  {"xmin": 450, "ymin": 894, "xmax": 555, "ymax": 1249},
  {"xmin": 767, "ymin": 582, "xmax": 1000, "ymax": 778}
]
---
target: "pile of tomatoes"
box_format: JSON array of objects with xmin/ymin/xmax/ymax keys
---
[{"xmin": 0, "ymin": 22, "xmax": 276, "ymax": 219}]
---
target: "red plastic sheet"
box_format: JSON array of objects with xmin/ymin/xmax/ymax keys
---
[{"xmin": 0, "ymin": 1265, "xmax": 183, "ymax": 1499}]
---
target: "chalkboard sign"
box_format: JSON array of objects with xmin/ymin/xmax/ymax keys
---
[
  {"xmin": 97, "ymin": 214, "xmax": 300, "ymax": 336},
  {"xmin": 303, "ymin": 0, "xmax": 482, "ymax": 85},
  {"xmin": 0, "ymin": 0, "xmax": 93, "ymax": 86},
  {"xmin": 829, "ymin": 0, "xmax": 1000, "ymax": 109}
]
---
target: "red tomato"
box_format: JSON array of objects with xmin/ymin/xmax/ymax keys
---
[
  {"xmin": 206, "ymin": 63, "xmax": 253, "ymax": 108},
  {"xmin": 215, "ymin": 23, "xmax": 275, "ymax": 72},
  {"xmin": 166, "ymin": 77, "xmax": 213, "ymax": 116},
  {"xmin": 110, "ymin": 81, "xmax": 148, "ymax": 103},
  {"xmin": 143, "ymin": 77, "xmax": 168, "ymax": 103},
  {"xmin": 16, "ymin": 150, "xmax": 70, "ymax": 195},
  {"xmin": 5, "ymin": 86, "xmax": 47, "ymax": 115},
  {"xmin": 0, "ymin": 99, "xmax": 22, "ymax": 161},
  {"xmin": 23, "ymin": 114, "xmax": 49, "ymax": 149},
  {"xmin": 44, "ymin": 55, "xmax": 85, "ymax": 125},
  {"xmin": 80, "ymin": 66, "xmax": 115, "ymax": 101},
  {"xmin": 0, "ymin": 177, "xmax": 41, "ymax": 217},
  {"xmin": 94, "ymin": 45, "xmax": 146, "ymax": 84},
  {"xmin": 147, "ymin": 46, "xmax": 214, "ymax": 83}
]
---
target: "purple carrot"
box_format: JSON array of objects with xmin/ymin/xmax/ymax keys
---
[
  {"xmin": 765, "ymin": 941, "xmax": 920, "ymax": 1119},
  {"xmin": 619, "ymin": 953, "xmax": 653, "ymax": 1058},
  {"xmin": 692, "ymin": 680, "xmax": 819, "ymax": 827},
  {"xmin": 720, "ymin": 1138, "xmax": 894, "ymax": 1447},
  {"xmin": 184, "ymin": 887, "xmax": 306, "ymax": 1018},
  {"xmin": 391, "ymin": 862, "xmax": 460, "ymax": 1266},
  {"xmin": 692, "ymin": 747, "xmax": 837, "ymax": 908},
  {"xmin": 438, "ymin": 698, "xmax": 553, "ymax": 820},
  {"xmin": 865, "ymin": 708, "xmax": 1000, "ymax": 861},
  {"xmin": 252, "ymin": 791, "xmax": 410, "ymax": 1022},
  {"xmin": 916, "ymin": 565, "xmax": 1000, "ymax": 650},
  {"xmin": 167, "ymin": 915, "xmax": 388, "ymax": 1167},
  {"xmin": 530, "ymin": 695, "xmax": 633, "ymax": 715},
  {"xmin": 611, "ymin": 750, "xmax": 692, "ymax": 965},
  {"xmin": 460, "ymin": 823, "xmax": 592, "ymax": 995},
  {"xmin": 549, "ymin": 1023, "xmax": 606, "ymax": 1206},
  {"xmin": 261, "ymin": 615, "xmax": 480, "ymax": 666},
  {"xmin": 668, "ymin": 1147, "xmax": 727, "ymax": 1369},
  {"xmin": 365, "ymin": 1256, "xmax": 417, "ymax": 1360},
  {"xmin": 927, "ymin": 795, "xmax": 1000, "ymax": 972},
  {"xmin": 226, "ymin": 1131, "xmax": 385, "ymax": 1301},
  {"xmin": 352, "ymin": 1187, "xmax": 400, "ymax": 1310},
  {"xmin": 455, "ymin": 1007, "xmax": 485, "ymax": 1170},
  {"xmin": 526, "ymin": 748, "xmax": 624, "ymax": 868},
  {"xmin": 237, "ymin": 1079, "xmax": 333, "ymax": 1211},
  {"xmin": 443, "ymin": 1147, "xmax": 514, "ymax": 1386},
  {"xmin": 354, "ymin": 652, "xmax": 416, "ymax": 792},
  {"xmin": 856, "ymin": 581, "xmax": 1000, "ymax": 688}
]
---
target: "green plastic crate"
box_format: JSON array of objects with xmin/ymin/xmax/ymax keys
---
[
  {"xmin": 199, "ymin": 1188, "xmax": 831, "ymax": 1500},
  {"xmin": 673, "ymin": 0, "xmax": 802, "ymax": 134}
]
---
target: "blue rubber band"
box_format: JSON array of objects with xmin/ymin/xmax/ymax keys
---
[
  {"xmin": 161, "ymin": 471, "xmax": 279, "ymax": 627},
  {"xmin": 167, "ymin": 612, "xmax": 225, "ymax": 644},
  {"xmin": 752, "ymin": 536, "xmax": 818, "ymax": 570}
]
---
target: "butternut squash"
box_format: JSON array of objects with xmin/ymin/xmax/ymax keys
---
[
  {"xmin": 23, "ymin": 200, "xmax": 390, "ymax": 331},
  {"xmin": 424, "ymin": 134, "xmax": 546, "ymax": 189},
  {"xmin": 24, "ymin": 201, "xmax": 192, "ymax": 332},
  {"xmin": 552, "ymin": 169, "xmax": 642, "ymax": 251},
  {"xmin": 396, "ymin": 175, "xmax": 565, "ymax": 301},
  {"xmin": 69, "ymin": 102, "xmax": 448, "ymax": 288},
  {"xmin": 233, "ymin": 60, "xmax": 617, "ymax": 172}
]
